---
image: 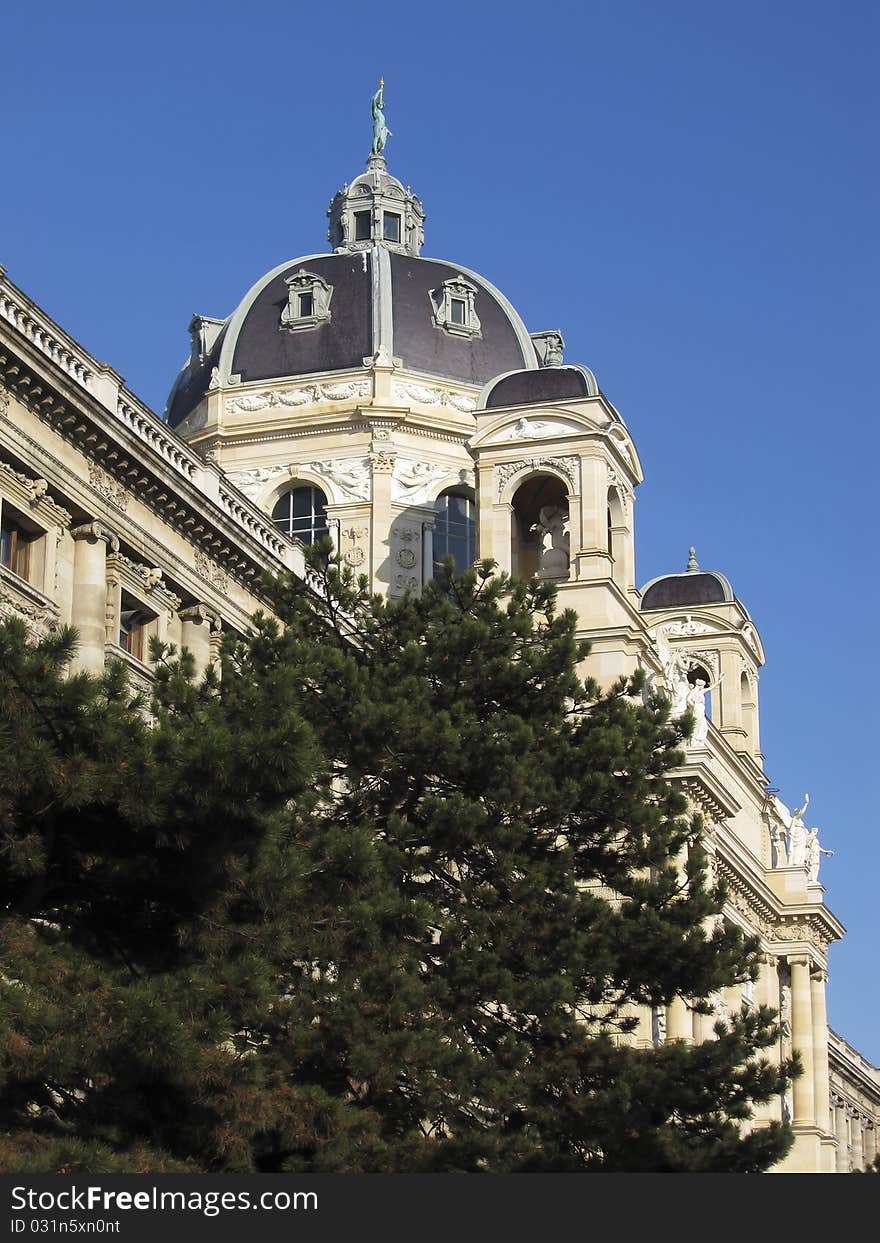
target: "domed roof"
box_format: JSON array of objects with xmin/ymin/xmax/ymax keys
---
[
  {"xmin": 166, "ymin": 176, "xmax": 539, "ymax": 427},
  {"xmin": 480, "ymin": 364, "xmax": 599, "ymax": 410},
  {"xmin": 640, "ymin": 548, "xmax": 735, "ymax": 611}
]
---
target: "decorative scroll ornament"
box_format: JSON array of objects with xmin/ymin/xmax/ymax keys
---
[
  {"xmin": 226, "ymin": 379, "xmax": 370, "ymax": 414},
  {"xmin": 0, "ymin": 383, "xmax": 9, "ymax": 415},
  {"xmin": 606, "ymin": 464, "xmax": 632, "ymax": 519},
  {"xmin": 495, "ymin": 456, "xmax": 579, "ymax": 499}
]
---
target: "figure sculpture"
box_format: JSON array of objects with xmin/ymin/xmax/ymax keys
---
[
  {"xmin": 779, "ymin": 983, "xmax": 792, "ymax": 1039},
  {"xmin": 805, "ymin": 826, "xmax": 833, "ymax": 883},
  {"xmin": 788, "ymin": 794, "xmax": 809, "ymax": 868},
  {"xmin": 685, "ymin": 674, "xmax": 721, "ymax": 748},
  {"xmin": 371, "ymin": 79, "xmax": 391, "ymax": 155},
  {"xmin": 532, "ymin": 504, "xmax": 570, "ymax": 577}
]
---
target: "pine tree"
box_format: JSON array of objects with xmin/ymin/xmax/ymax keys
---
[
  {"xmin": 236, "ymin": 553, "xmax": 795, "ymax": 1171},
  {"xmin": 0, "ymin": 550, "xmax": 796, "ymax": 1173}
]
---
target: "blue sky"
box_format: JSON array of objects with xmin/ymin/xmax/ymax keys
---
[{"xmin": 2, "ymin": 1, "xmax": 878, "ymax": 1060}]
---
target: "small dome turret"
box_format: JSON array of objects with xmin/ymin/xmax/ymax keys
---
[{"xmin": 327, "ymin": 153, "xmax": 426, "ymax": 257}]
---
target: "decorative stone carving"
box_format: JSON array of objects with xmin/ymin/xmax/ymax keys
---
[
  {"xmin": 391, "ymin": 460, "xmax": 451, "ymax": 505},
  {"xmin": 280, "ymin": 270, "xmax": 333, "ymax": 332},
  {"xmin": 141, "ymin": 567, "xmax": 164, "ymax": 592},
  {"xmin": 685, "ymin": 674, "xmax": 721, "ymax": 749},
  {"xmin": 392, "ymin": 525, "xmax": 421, "ymax": 543},
  {"xmin": 606, "ymin": 465, "xmax": 632, "ymax": 520},
  {"xmin": 309, "ymin": 458, "xmax": 371, "ymax": 501},
  {"xmin": 391, "ymin": 380, "xmax": 477, "ymax": 412},
  {"xmin": 531, "ymin": 330, "xmax": 565, "ymax": 367},
  {"xmin": 225, "ymin": 379, "xmax": 370, "ymax": 414},
  {"xmin": 495, "ymin": 456, "xmax": 579, "ymax": 499},
  {"xmin": 343, "ymin": 547, "xmax": 366, "ymax": 568},
  {"xmin": 194, "ymin": 550, "xmax": 229, "ymax": 595},
  {"xmin": 225, "ymin": 465, "xmax": 290, "ymax": 501},
  {"xmin": 341, "ymin": 525, "xmax": 369, "ymax": 542},
  {"xmin": 487, "ymin": 417, "xmax": 581, "ymax": 443},
  {"xmin": 0, "ymin": 383, "xmax": 9, "ymax": 415},
  {"xmin": 654, "ymin": 615, "xmax": 712, "ymax": 638},
  {"xmin": 396, "ymin": 548, "xmax": 417, "ymax": 569},
  {"xmin": 394, "ymin": 573, "xmax": 418, "ymax": 591},
  {"xmin": 370, "ymin": 451, "xmax": 396, "ymax": 474},
  {"xmin": 651, "ymin": 1005, "xmax": 666, "ymax": 1045},
  {"xmin": 71, "ymin": 521, "xmax": 119, "ymax": 553},
  {"xmin": 88, "ymin": 463, "xmax": 128, "ymax": 511}
]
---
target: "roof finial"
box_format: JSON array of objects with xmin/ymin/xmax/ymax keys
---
[
  {"xmin": 686, "ymin": 546, "xmax": 699, "ymax": 572},
  {"xmin": 371, "ymin": 78, "xmax": 391, "ymax": 157}
]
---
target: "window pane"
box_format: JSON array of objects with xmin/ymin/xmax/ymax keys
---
[
  {"xmin": 383, "ymin": 213, "xmax": 401, "ymax": 242},
  {"xmin": 434, "ymin": 491, "xmax": 476, "ymax": 577},
  {"xmin": 298, "ymin": 292, "xmax": 314, "ymax": 317},
  {"xmin": 354, "ymin": 211, "xmax": 371, "ymax": 241},
  {"xmin": 272, "ymin": 486, "xmax": 328, "ymax": 545},
  {"xmin": 450, "ymin": 298, "xmax": 466, "ymax": 325}
]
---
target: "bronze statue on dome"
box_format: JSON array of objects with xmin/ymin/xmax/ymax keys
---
[{"xmin": 372, "ymin": 78, "xmax": 391, "ymax": 155}]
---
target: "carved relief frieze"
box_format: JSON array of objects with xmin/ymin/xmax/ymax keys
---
[
  {"xmin": 605, "ymin": 464, "xmax": 632, "ymax": 519},
  {"xmin": 88, "ymin": 462, "xmax": 129, "ymax": 512},
  {"xmin": 224, "ymin": 464, "xmax": 290, "ymax": 501},
  {"xmin": 0, "ymin": 570, "xmax": 60, "ymax": 639},
  {"xmin": 485, "ymin": 417, "xmax": 581, "ymax": 444},
  {"xmin": 391, "ymin": 381, "xmax": 477, "ymax": 413},
  {"xmin": 0, "ymin": 383, "xmax": 9, "ymax": 416},
  {"xmin": 0, "ymin": 460, "xmax": 70, "ymax": 527},
  {"xmin": 391, "ymin": 459, "xmax": 451, "ymax": 505},
  {"xmin": 194, "ymin": 550, "xmax": 229, "ymax": 595},
  {"xmin": 309, "ymin": 458, "xmax": 371, "ymax": 500},
  {"xmin": 225, "ymin": 379, "xmax": 370, "ymax": 414},
  {"xmin": 495, "ymin": 455, "xmax": 579, "ymax": 500}
]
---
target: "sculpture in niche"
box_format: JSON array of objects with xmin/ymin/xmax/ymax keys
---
[
  {"xmin": 532, "ymin": 504, "xmax": 570, "ymax": 577},
  {"xmin": 805, "ymin": 826, "xmax": 833, "ymax": 883},
  {"xmin": 685, "ymin": 674, "xmax": 721, "ymax": 749},
  {"xmin": 769, "ymin": 818, "xmax": 788, "ymax": 868},
  {"xmin": 779, "ymin": 982, "xmax": 792, "ymax": 1039},
  {"xmin": 788, "ymin": 794, "xmax": 809, "ymax": 867}
]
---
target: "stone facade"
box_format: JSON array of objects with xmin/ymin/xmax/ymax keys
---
[{"xmin": 1, "ymin": 144, "xmax": 876, "ymax": 1172}]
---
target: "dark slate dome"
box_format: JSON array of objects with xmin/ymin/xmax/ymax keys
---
[
  {"xmin": 640, "ymin": 549, "xmax": 735, "ymax": 610},
  {"xmin": 165, "ymin": 153, "xmax": 538, "ymax": 429},
  {"xmin": 480, "ymin": 364, "xmax": 599, "ymax": 409}
]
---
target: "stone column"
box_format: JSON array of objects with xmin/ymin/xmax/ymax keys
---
[
  {"xmin": 71, "ymin": 522, "xmax": 117, "ymax": 675},
  {"xmin": 421, "ymin": 521, "xmax": 434, "ymax": 585},
  {"xmin": 852, "ymin": 1114, "xmax": 865, "ymax": 1171},
  {"xmin": 789, "ymin": 957, "xmax": 815, "ymax": 1126},
  {"xmin": 369, "ymin": 451, "xmax": 395, "ymax": 593},
  {"xmin": 666, "ymin": 996, "xmax": 693, "ymax": 1043},
  {"xmin": 835, "ymin": 1102, "xmax": 851, "ymax": 1172},
  {"xmin": 864, "ymin": 1123, "xmax": 877, "ymax": 1168},
  {"xmin": 179, "ymin": 605, "xmax": 216, "ymax": 679},
  {"xmin": 810, "ymin": 969, "xmax": 831, "ymax": 1133}
]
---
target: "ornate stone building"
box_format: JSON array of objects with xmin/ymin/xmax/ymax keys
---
[{"xmin": 1, "ymin": 134, "xmax": 876, "ymax": 1172}]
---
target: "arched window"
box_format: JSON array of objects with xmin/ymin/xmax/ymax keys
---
[
  {"xmin": 272, "ymin": 485, "xmax": 329, "ymax": 545},
  {"xmin": 434, "ymin": 488, "xmax": 476, "ymax": 577}
]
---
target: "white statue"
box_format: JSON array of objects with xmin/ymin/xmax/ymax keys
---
[
  {"xmin": 805, "ymin": 826, "xmax": 833, "ymax": 883},
  {"xmin": 788, "ymin": 794, "xmax": 809, "ymax": 868},
  {"xmin": 779, "ymin": 983, "xmax": 792, "ymax": 1039},
  {"xmin": 742, "ymin": 977, "xmax": 756, "ymax": 1010},
  {"xmin": 685, "ymin": 674, "xmax": 721, "ymax": 748},
  {"xmin": 531, "ymin": 504, "xmax": 570, "ymax": 576}
]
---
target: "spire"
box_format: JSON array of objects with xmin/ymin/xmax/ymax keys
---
[{"xmin": 686, "ymin": 546, "xmax": 699, "ymax": 572}]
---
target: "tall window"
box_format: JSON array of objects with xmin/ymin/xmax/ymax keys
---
[
  {"xmin": 0, "ymin": 507, "xmax": 36, "ymax": 580},
  {"xmin": 434, "ymin": 489, "xmax": 476, "ymax": 577},
  {"xmin": 272, "ymin": 485, "xmax": 329, "ymax": 546}
]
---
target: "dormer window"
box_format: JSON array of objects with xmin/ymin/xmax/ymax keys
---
[
  {"xmin": 280, "ymin": 270, "xmax": 333, "ymax": 333},
  {"xmin": 383, "ymin": 212, "xmax": 401, "ymax": 242},
  {"xmin": 354, "ymin": 211, "xmax": 371, "ymax": 241},
  {"xmin": 429, "ymin": 276, "xmax": 481, "ymax": 339}
]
